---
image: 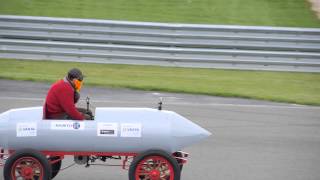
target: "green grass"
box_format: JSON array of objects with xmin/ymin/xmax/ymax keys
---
[
  {"xmin": 0, "ymin": 58, "xmax": 319, "ymax": 106},
  {"xmin": 0, "ymin": 0, "xmax": 319, "ymax": 27}
]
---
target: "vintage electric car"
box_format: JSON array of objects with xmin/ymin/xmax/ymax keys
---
[{"xmin": 0, "ymin": 103, "xmax": 211, "ymax": 180}]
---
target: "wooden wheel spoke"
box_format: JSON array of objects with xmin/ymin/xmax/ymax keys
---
[
  {"xmin": 156, "ymin": 161, "xmax": 167, "ymax": 169},
  {"xmin": 154, "ymin": 160, "xmax": 162, "ymax": 169},
  {"xmin": 15, "ymin": 174, "xmax": 23, "ymax": 178},
  {"xmin": 137, "ymin": 169, "xmax": 150, "ymax": 175},
  {"xmin": 160, "ymin": 171, "xmax": 170, "ymax": 178},
  {"xmin": 146, "ymin": 160, "xmax": 155, "ymax": 169}
]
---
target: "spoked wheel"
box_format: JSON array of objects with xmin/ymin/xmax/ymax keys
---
[
  {"xmin": 11, "ymin": 157, "xmax": 43, "ymax": 180},
  {"xmin": 4, "ymin": 149, "xmax": 52, "ymax": 180},
  {"xmin": 129, "ymin": 150, "xmax": 180, "ymax": 180}
]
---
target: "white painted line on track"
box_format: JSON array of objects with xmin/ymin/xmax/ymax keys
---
[
  {"xmin": 0, "ymin": 96, "xmax": 319, "ymax": 110},
  {"xmin": 0, "ymin": 97, "xmax": 44, "ymax": 101}
]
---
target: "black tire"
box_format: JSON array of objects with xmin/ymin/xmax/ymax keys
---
[
  {"xmin": 4, "ymin": 149, "xmax": 52, "ymax": 180},
  {"xmin": 48, "ymin": 156, "xmax": 62, "ymax": 179},
  {"xmin": 129, "ymin": 150, "xmax": 181, "ymax": 180},
  {"xmin": 0, "ymin": 148, "xmax": 4, "ymax": 159}
]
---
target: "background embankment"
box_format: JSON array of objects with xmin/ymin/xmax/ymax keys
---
[{"xmin": 0, "ymin": 0, "xmax": 319, "ymax": 27}]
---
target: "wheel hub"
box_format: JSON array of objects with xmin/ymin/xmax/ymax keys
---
[
  {"xmin": 150, "ymin": 169, "xmax": 161, "ymax": 180},
  {"xmin": 21, "ymin": 166, "xmax": 34, "ymax": 178}
]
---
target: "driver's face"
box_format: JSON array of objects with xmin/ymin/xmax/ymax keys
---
[{"xmin": 73, "ymin": 79, "xmax": 83, "ymax": 92}]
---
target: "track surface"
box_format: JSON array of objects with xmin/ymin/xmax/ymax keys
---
[{"xmin": 0, "ymin": 79, "xmax": 320, "ymax": 180}]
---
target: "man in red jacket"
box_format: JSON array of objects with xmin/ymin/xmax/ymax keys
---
[{"xmin": 44, "ymin": 68, "xmax": 87, "ymax": 120}]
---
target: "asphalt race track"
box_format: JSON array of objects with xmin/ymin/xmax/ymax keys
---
[{"xmin": 0, "ymin": 79, "xmax": 320, "ymax": 180}]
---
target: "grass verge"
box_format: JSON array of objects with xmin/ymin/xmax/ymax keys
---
[
  {"xmin": 0, "ymin": 59, "xmax": 319, "ymax": 106},
  {"xmin": 0, "ymin": 0, "xmax": 319, "ymax": 27}
]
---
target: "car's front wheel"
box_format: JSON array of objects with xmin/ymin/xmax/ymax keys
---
[{"xmin": 129, "ymin": 150, "xmax": 181, "ymax": 180}]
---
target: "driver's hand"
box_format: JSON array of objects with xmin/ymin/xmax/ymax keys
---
[
  {"xmin": 83, "ymin": 113, "xmax": 93, "ymax": 120},
  {"xmin": 86, "ymin": 111, "xmax": 93, "ymax": 117}
]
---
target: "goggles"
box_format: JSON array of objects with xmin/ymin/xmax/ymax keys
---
[{"xmin": 73, "ymin": 79, "xmax": 83, "ymax": 92}]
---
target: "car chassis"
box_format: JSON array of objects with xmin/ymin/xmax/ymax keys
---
[{"xmin": 0, "ymin": 147, "xmax": 188, "ymax": 180}]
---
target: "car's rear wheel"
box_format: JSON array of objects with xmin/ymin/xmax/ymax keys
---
[{"xmin": 4, "ymin": 149, "xmax": 52, "ymax": 180}]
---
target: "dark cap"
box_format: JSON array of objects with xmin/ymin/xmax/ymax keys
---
[{"xmin": 67, "ymin": 68, "xmax": 84, "ymax": 81}]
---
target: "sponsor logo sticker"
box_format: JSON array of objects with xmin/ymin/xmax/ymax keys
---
[
  {"xmin": 120, "ymin": 123, "xmax": 142, "ymax": 138},
  {"xmin": 51, "ymin": 121, "xmax": 85, "ymax": 130},
  {"xmin": 97, "ymin": 123, "xmax": 118, "ymax": 137},
  {"xmin": 16, "ymin": 123, "xmax": 37, "ymax": 137}
]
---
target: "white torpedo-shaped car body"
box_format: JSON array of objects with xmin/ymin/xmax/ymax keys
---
[{"xmin": 0, "ymin": 107, "xmax": 211, "ymax": 154}]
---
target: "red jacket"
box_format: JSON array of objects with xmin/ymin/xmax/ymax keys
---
[{"xmin": 44, "ymin": 79, "xmax": 84, "ymax": 120}]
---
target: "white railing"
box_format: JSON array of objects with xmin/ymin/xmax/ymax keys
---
[{"xmin": 0, "ymin": 15, "xmax": 320, "ymax": 72}]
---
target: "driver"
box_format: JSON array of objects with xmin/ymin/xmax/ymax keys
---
[{"xmin": 43, "ymin": 68, "xmax": 90, "ymax": 120}]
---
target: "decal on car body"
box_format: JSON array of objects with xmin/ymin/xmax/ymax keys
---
[
  {"xmin": 97, "ymin": 123, "xmax": 118, "ymax": 137},
  {"xmin": 51, "ymin": 121, "xmax": 85, "ymax": 130},
  {"xmin": 16, "ymin": 123, "xmax": 37, "ymax": 137},
  {"xmin": 120, "ymin": 123, "xmax": 142, "ymax": 138}
]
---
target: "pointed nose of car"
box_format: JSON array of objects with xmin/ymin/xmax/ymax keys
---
[{"xmin": 169, "ymin": 112, "xmax": 212, "ymax": 150}]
